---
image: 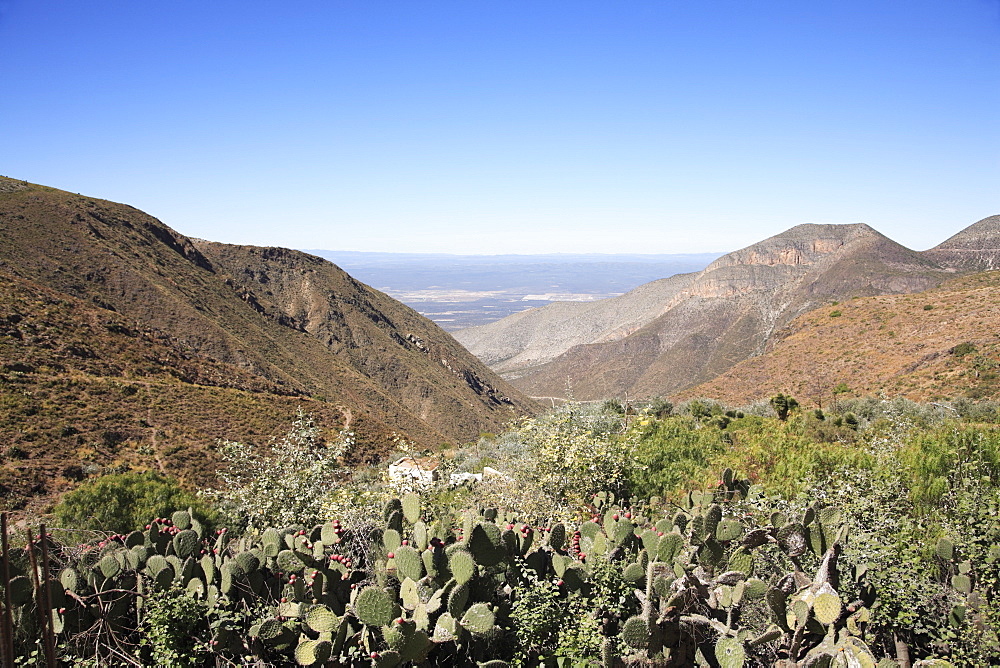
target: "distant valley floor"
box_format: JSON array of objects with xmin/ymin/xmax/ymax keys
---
[{"xmin": 306, "ymin": 250, "xmax": 721, "ymax": 330}]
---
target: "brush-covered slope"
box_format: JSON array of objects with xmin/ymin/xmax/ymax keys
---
[
  {"xmin": 0, "ymin": 176, "xmax": 536, "ymax": 505},
  {"xmin": 466, "ymin": 223, "xmax": 951, "ymax": 400},
  {"xmin": 686, "ymin": 271, "xmax": 1000, "ymax": 405},
  {"xmin": 0, "ymin": 270, "xmax": 357, "ymax": 509}
]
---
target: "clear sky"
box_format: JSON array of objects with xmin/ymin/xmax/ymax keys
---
[{"xmin": 2, "ymin": 1, "xmax": 998, "ymax": 254}]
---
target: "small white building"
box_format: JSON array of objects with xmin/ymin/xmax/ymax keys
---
[{"xmin": 388, "ymin": 456, "xmax": 439, "ymax": 485}]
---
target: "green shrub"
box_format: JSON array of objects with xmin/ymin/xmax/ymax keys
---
[
  {"xmin": 54, "ymin": 470, "xmax": 213, "ymax": 533},
  {"xmin": 954, "ymin": 342, "xmax": 977, "ymax": 357},
  {"xmin": 140, "ymin": 587, "xmax": 209, "ymax": 667},
  {"xmin": 630, "ymin": 417, "xmax": 725, "ymax": 498}
]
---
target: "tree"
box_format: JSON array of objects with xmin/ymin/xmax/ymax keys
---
[
  {"xmin": 202, "ymin": 410, "xmax": 352, "ymax": 532},
  {"xmin": 55, "ymin": 470, "xmax": 212, "ymax": 533},
  {"xmin": 770, "ymin": 393, "xmax": 799, "ymax": 421}
]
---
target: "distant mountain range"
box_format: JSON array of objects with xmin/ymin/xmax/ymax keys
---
[
  {"xmin": 0, "ymin": 176, "xmax": 536, "ymax": 510},
  {"xmin": 306, "ymin": 250, "xmax": 721, "ymax": 330},
  {"xmin": 456, "ymin": 216, "xmax": 1000, "ymax": 402}
]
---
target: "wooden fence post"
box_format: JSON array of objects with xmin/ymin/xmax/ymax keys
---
[{"xmin": 1, "ymin": 513, "xmax": 15, "ymax": 668}]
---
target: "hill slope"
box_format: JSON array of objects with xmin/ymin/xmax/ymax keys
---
[
  {"xmin": 454, "ymin": 272, "xmax": 699, "ymax": 374},
  {"xmin": 924, "ymin": 215, "xmax": 1000, "ymax": 271},
  {"xmin": 685, "ymin": 271, "xmax": 1000, "ymax": 405},
  {"xmin": 461, "ymin": 223, "xmax": 953, "ymax": 400},
  {"xmin": 0, "ymin": 270, "xmax": 357, "ymax": 509},
  {"xmin": 0, "ymin": 176, "xmax": 537, "ymax": 508}
]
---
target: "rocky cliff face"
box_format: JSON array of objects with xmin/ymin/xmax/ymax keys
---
[
  {"xmin": 459, "ymin": 221, "xmax": 969, "ymax": 400},
  {"xmin": 193, "ymin": 240, "xmax": 531, "ymax": 437}
]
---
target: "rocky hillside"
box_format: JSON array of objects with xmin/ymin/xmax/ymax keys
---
[
  {"xmin": 685, "ymin": 270, "xmax": 1000, "ymax": 405},
  {"xmin": 924, "ymin": 215, "xmax": 1000, "ymax": 271},
  {"xmin": 454, "ymin": 272, "xmax": 699, "ymax": 374},
  {"xmin": 0, "ymin": 176, "xmax": 537, "ymax": 509},
  {"xmin": 457, "ymin": 222, "xmax": 967, "ymax": 400}
]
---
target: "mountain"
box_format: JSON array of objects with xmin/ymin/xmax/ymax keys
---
[
  {"xmin": 684, "ymin": 270, "xmax": 1000, "ymax": 405},
  {"xmin": 924, "ymin": 215, "xmax": 1000, "ymax": 271},
  {"xmin": 454, "ymin": 272, "xmax": 698, "ymax": 375},
  {"xmin": 0, "ymin": 176, "xmax": 536, "ymax": 508},
  {"xmin": 456, "ymin": 222, "xmax": 965, "ymax": 400}
]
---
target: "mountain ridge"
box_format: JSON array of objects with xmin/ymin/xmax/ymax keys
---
[{"xmin": 457, "ymin": 217, "xmax": 998, "ymax": 400}]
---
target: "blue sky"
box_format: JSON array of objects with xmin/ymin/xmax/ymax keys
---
[{"xmin": 2, "ymin": 1, "xmax": 997, "ymax": 254}]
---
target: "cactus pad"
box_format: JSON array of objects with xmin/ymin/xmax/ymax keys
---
[
  {"xmin": 413, "ymin": 521, "xmax": 428, "ymax": 551},
  {"xmin": 171, "ymin": 510, "xmax": 192, "ymax": 530},
  {"xmin": 549, "ymin": 523, "xmax": 566, "ymax": 551},
  {"xmin": 173, "ymin": 529, "xmax": 200, "ymax": 559},
  {"xmin": 355, "ymin": 586, "xmax": 398, "ymax": 627},
  {"xmin": 715, "ymin": 637, "xmax": 745, "ymax": 668},
  {"xmin": 579, "ymin": 521, "xmax": 601, "ymax": 541},
  {"xmin": 469, "ymin": 523, "xmax": 504, "ymax": 567},
  {"xmin": 952, "ymin": 574, "xmax": 972, "ymax": 593},
  {"xmin": 658, "ymin": 532, "xmax": 684, "ymax": 563},
  {"xmin": 400, "ymin": 630, "xmax": 432, "ymax": 662},
  {"xmin": 432, "ymin": 612, "xmax": 459, "ymax": 642},
  {"xmin": 777, "ymin": 523, "xmax": 807, "ymax": 557},
  {"xmin": 716, "ymin": 518, "xmax": 744, "ymax": 542},
  {"xmin": 383, "ymin": 528, "xmax": 402, "ymax": 554},
  {"xmin": 400, "ymin": 577, "xmax": 420, "ymax": 610},
  {"xmin": 99, "ymin": 553, "xmax": 122, "ymax": 579},
  {"xmin": 460, "ymin": 602, "xmax": 496, "ymax": 635},
  {"xmin": 727, "ymin": 547, "xmax": 754, "ymax": 576},
  {"xmin": 936, "ymin": 538, "xmax": 955, "ymax": 561},
  {"xmin": 262, "ymin": 528, "xmax": 283, "ymax": 556},
  {"xmin": 186, "ymin": 577, "xmax": 205, "ymax": 598},
  {"xmin": 813, "ymin": 592, "xmax": 842, "ymax": 625},
  {"xmin": 744, "ymin": 578, "xmax": 767, "ymax": 601},
  {"xmin": 276, "ymin": 549, "xmax": 303, "ymax": 573},
  {"xmin": 294, "ymin": 638, "xmax": 331, "ymax": 665},
  {"xmin": 623, "ymin": 562, "xmax": 645, "ymax": 583},
  {"xmin": 449, "ymin": 548, "xmax": 476, "ymax": 585},
  {"xmin": 59, "ymin": 567, "xmax": 80, "ymax": 592},
  {"xmin": 306, "ymin": 605, "xmax": 339, "ymax": 633},
  {"xmin": 448, "ymin": 582, "xmax": 471, "ymax": 618},
  {"xmin": 7, "ymin": 576, "xmax": 32, "ymax": 607},
  {"xmin": 621, "ymin": 615, "xmax": 650, "ymax": 649},
  {"xmin": 393, "ymin": 546, "xmax": 423, "ymax": 582},
  {"xmin": 257, "ymin": 617, "xmax": 284, "ymax": 641},
  {"xmin": 402, "ymin": 492, "xmax": 421, "ymax": 524}
]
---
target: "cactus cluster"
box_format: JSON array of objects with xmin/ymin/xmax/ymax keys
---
[{"xmin": 3, "ymin": 471, "xmax": 966, "ymax": 666}]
